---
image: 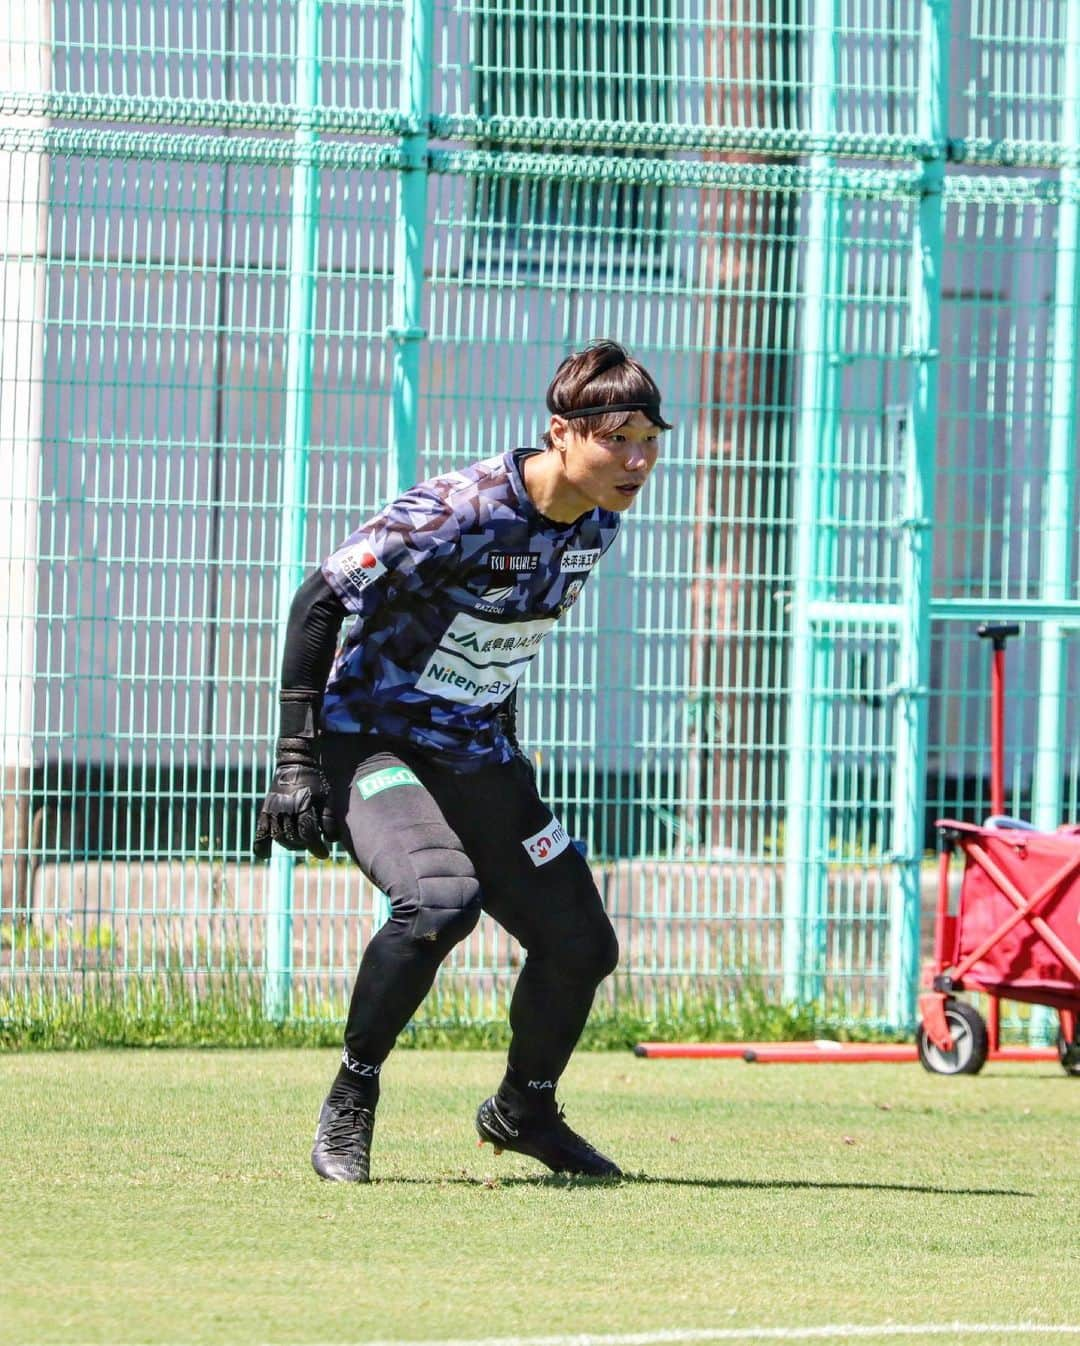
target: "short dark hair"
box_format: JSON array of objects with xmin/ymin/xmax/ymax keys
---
[{"xmin": 542, "ymin": 340, "xmax": 671, "ymax": 447}]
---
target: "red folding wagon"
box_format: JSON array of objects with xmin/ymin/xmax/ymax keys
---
[{"xmin": 917, "ymin": 623, "xmax": 1080, "ymax": 1076}]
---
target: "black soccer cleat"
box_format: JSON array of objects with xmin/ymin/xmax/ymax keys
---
[
  {"xmin": 311, "ymin": 1091, "xmax": 376, "ymax": 1182},
  {"xmin": 475, "ymin": 1094, "xmax": 622, "ymax": 1178}
]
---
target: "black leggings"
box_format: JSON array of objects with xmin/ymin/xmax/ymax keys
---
[{"xmin": 321, "ymin": 733, "xmax": 619, "ymax": 1087}]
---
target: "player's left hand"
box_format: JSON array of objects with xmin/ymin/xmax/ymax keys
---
[{"xmin": 253, "ymin": 743, "xmax": 340, "ymax": 860}]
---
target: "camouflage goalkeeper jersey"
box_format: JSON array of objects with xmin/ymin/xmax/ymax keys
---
[{"xmin": 320, "ymin": 447, "xmax": 620, "ymax": 769}]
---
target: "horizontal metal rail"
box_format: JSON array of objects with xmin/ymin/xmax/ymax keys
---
[{"xmin": 3, "ymin": 92, "xmax": 1079, "ymax": 173}]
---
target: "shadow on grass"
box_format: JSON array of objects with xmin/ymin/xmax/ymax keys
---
[{"xmin": 375, "ymin": 1174, "xmax": 1034, "ymax": 1197}]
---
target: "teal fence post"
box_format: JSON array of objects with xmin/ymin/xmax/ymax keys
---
[
  {"xmin": 1034, "ymin": 7, "xmax": 1080, "ymax": 832},
  {"xmin": 783, "ymin": 0, "xmax": 842, "ymax": 1006},
  {"xmin": 1029, "ymin": 6, "xmax": 1080, "ymax": 1043},
  {"xmin": 388, "ymin": 0, "xmax": 434, "ymax": 498},
  {"xmin": 886, "ymin": 0, "xmax": 949, "ymax": 1030},
  {"xmin": 265, "ymin": 0, "xmax": 322, "ymax": 1023},
  {"xmin": 0, "ymin": 0, "xmax": 48, "ymax": 922}
]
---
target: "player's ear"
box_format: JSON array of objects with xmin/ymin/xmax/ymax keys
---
[{"xmin": 549, "ymin": 415, "xmax": 569, "ymax": 452}]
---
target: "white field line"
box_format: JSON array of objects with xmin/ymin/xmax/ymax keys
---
[
  {"xmin": 282, "ymin": 1326, "xmax": 1080, "ymax": 1346},
  {"xmin": 56, "ymin": 1326, "xmax": 1080, "ymax": 1346}
]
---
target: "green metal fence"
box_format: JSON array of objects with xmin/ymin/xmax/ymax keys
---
[{"xmin": 2, "ymin": 0, "xmax": 1078, "ymax": 1034}]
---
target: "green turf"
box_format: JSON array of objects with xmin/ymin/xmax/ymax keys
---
[{"xmin": 2, "ymin": 1050, "xmax": 1077, "ymax": 1346}]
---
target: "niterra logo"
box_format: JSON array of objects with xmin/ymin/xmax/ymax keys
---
[
  {"xmin": 489, "ymin": 552, "xmax": 540, "ymax": 574},
  {"xmin": 522, "ymin": 817, "xmax": 571, "ymax": 867},
  {"xmin": 421, "ymin": 663, "xmax": 512, "ymax": 700},
  {"xmin": 341, "ymin": 1049, "xmax": 381, "ymax": 1077},
  {"xmin": 357, "ymin": 765, "xmax": 422, "ymax": 799}
]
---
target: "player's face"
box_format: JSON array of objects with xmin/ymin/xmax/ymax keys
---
[{"xmin": 560, "ymin": 412, "xmax": 662, "ymax": 513}]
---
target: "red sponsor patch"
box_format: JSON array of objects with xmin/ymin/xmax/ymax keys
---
[{"xmin": 522, "ymin": 817, "xmax": 571, "ymax": 867}]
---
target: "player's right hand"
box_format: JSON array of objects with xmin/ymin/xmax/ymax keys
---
[{"xmin": 253, "ymin": 748, "xmax": 340, "ymax": 861}]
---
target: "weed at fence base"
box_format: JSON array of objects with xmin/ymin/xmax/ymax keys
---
[{"xmin": 0, "ymin": 971, "xmax": 907, "ymax": 1050}]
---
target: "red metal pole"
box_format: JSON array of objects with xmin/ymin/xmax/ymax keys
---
[
  {"xmin": 933, "ymin": 843, "xmax": 952, "ymax": 972},
  {"xmin": 978, "ymin": 623, "xmax": 1018, "ymax": 813},
  {"xmin": 633, "ymin": 1041, "xmax": 1060, "ymax": 1063},
  {"xmin": 987, "ymin": 994, "xmax": 1001, "ymax": 1054},
  {"xmin": 991, "ymin": 645, "xmax": 1005, "ymax": 817}
]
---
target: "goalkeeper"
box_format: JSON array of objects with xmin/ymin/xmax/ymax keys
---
[{"xmin": 254, "ymin": 339, "xmax": 669, "ymax": 1182}]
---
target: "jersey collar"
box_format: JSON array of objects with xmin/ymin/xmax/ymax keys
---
[{"xmin": 506, "ymin": 447, "xmax": 589, "ymax": 531}]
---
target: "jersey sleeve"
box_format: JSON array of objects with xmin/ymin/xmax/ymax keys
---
[{"xmin": 322, "ymin": 487, "xmax": 461, "ymax": 616}]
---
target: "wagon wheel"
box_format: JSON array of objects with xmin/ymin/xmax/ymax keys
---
[
  {"xmin": 917, "ymin": 1000, "xmax": 989, "ymax": 1076},
  {"xmin": 1058, "ymin": 1025, "xmax": 1080, "ymax": 1077}
]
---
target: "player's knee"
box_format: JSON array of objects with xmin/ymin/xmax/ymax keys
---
[
  {"xmin": 564, "ymin": 920, "xmax": 619, "ymax": 985},
  {"xmin": 371, "ymin": 827, "xmax": 480, "ymax": 949},
  {"xmin": 594, "ymin": 923, "xmax": 620, "ymax": 980},
  {"xmin": 408, "ymin": 863, "xmax": 482, "ymax": 948}
]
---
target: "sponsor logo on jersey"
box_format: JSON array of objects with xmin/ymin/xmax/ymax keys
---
[
  {"xmin": 561, "ymin": 548, "xmax": 601, "ymax": 572},
  {"xmin": 357, "ymin": 764, "xmax": 422, "ymax": 799},
  {"xmin": 338, "ymin": 544, "xmax": 388, "ymax": 592},
  {"xmin": 449, "ymin": 625, "xmax": 548, "ymax": 656},
  {"xmin": 475, "ymin": 582, "xmax": 514, "ymax": 614},
  {"xmin": 415, "ymin": 611, "xmax": 556, "ymax": 706},
  {"xmin": 489, "ymin": 551, "xmax": 540, "ymax": 574},
  {"xmin": 558, "ymin": 579, "xmax": 585, "ymax": 615},
  {"xmin": 419, "ymin": 663, "xmax": 515, "ymax": 701},
  {"xmin": 522, "ymin": 816, "xmax": 571, "ymax": 867}
]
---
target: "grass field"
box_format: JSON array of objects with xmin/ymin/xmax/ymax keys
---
[{"xmin": 2, "ymin": 1049, "xmax": 1078, "ymax": 1346}]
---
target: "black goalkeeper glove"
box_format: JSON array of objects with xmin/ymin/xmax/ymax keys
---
[{"xmin": 253, "ymin": 692, "xmax": 340, "ymax": 860}]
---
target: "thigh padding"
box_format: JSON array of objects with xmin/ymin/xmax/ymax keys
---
[{"xmin": 368, "ymin": 822, "xmax": 481, "ymax": 941}]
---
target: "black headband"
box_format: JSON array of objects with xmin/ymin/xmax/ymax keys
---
[{"xmin": 559, "ymin": 401, "xmax": 672, "ymax": 429}]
